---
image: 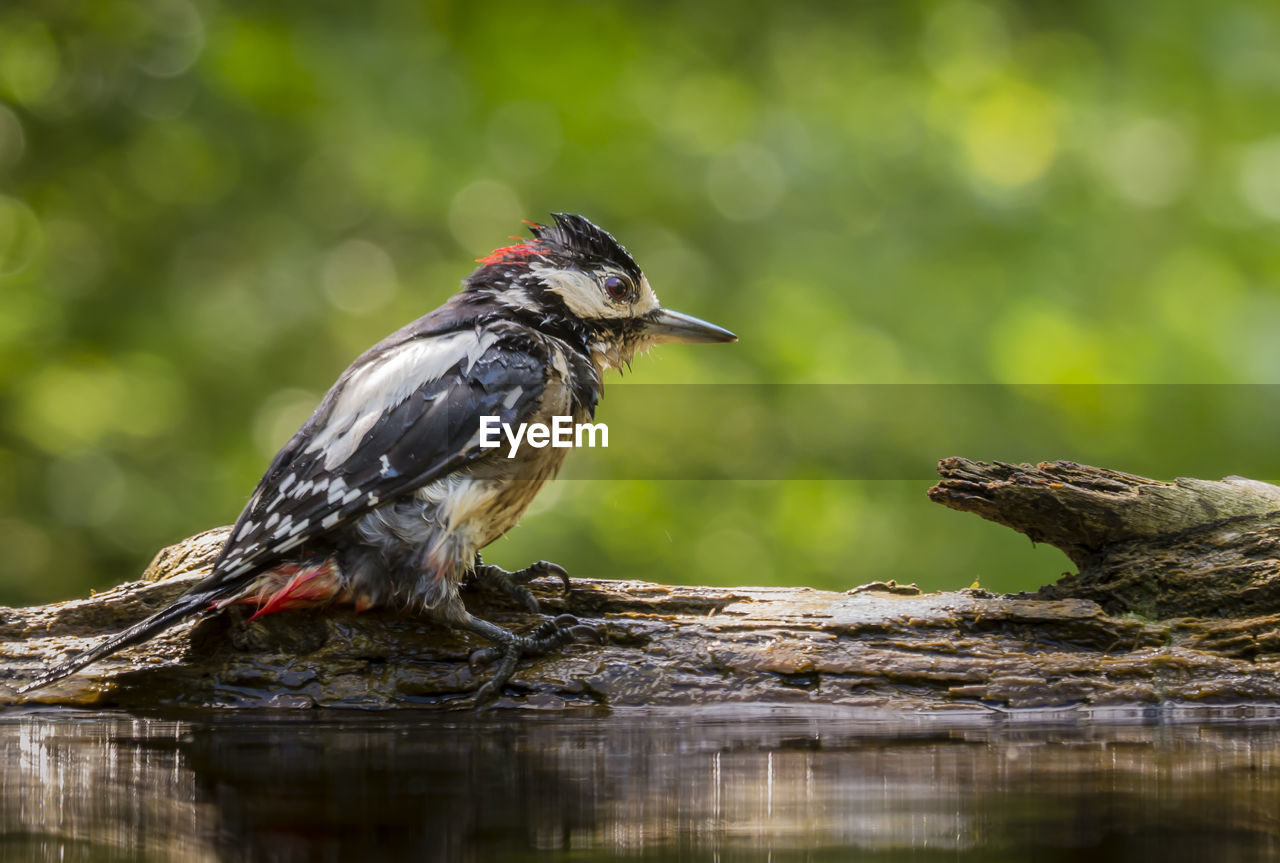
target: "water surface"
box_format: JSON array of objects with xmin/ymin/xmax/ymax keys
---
[{"xmin": 3, "ymin": 706, "xmax": 1279, "ymax": 861}]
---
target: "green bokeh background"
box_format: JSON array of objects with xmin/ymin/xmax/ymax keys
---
[{"xmin": 2, "ymin": 0, "xmax": 1278, "ymax": 606}]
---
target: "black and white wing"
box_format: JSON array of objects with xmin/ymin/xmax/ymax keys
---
[
  {"xmin": 205, "ymin": 324, "xmax": 553, "ymax": 588},
  {"xmin": 19, "ymin": 323, "xmax": 558, "ymax": 693}
]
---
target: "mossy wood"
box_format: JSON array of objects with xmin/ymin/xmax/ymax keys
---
[{"xmin": 7, "ymin": 458, "xmax": 1280, "ymax": 711}]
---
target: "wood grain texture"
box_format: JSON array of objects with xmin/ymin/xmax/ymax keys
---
[
  {"xmin": 931, "ymin": 458, "xmax": 1280, "ymax": 617},
  {"xmin": 6, "ymin": 459, "xmax": 1280, "ymax": 711}
]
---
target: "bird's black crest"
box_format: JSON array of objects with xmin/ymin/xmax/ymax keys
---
[{"xmin": 531, "ymin": 213, "xmax": 643, "ymax": 280}]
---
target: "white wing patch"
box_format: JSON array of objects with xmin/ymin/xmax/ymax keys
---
[
  {"xmin": 327, "ymin": 476, "xmax": 348, "ymax": 503},
  {"xmin": 215, "ymin": 325, "xmax": 545, "ymax": 582},
  {"xmin": 305, "ymin": 330, "xmax": 501, "ymax": 469}
]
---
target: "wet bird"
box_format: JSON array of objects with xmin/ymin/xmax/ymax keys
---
[{"xmin": 24, "ymin": 214, "xmax": 736, "ymax": 702}]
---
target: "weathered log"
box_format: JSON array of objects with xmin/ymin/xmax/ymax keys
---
[
  {"xmin": 929, "ymin": 457, "xmax": 1280, "ymax": 619},
  {"xmin": 5, "ymin": 459, "xmax": 1280, "ymax": 711}
]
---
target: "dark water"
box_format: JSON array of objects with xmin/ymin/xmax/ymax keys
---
[{"xmin": 3, "ymin": 706, "xmax": 1280, "ymax": 862}]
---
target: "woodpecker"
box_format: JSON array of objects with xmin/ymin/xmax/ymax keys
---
[{"xmin": 24, "ymin": 213, "xmax": 736, "ymax": 702}]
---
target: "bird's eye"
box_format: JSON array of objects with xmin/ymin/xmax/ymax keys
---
[{"xmin": 603, "ymin": 276, "xmax": 630, "ymax": 301}]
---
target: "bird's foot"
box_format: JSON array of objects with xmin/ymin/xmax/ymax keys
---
[
  {"xmin": 465, "ymin": 554, "xmax": 571, "ymax": 613},
  {"xmin": 469, "ymin": 613, "xmax": 602, "ymax": 705}
]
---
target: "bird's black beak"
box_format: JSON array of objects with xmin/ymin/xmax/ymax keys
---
[{"xmin": 644, "ymin": 309, "xmax": 738, "ymax": 345}]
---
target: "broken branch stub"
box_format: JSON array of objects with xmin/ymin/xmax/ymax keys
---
[{"xmin": 929, "ymin": 457, "xmax": 1280, "ymax": 618}]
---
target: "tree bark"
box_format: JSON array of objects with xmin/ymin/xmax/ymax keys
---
[
  {"xmin": 6, "ymin": 459, "xmax": 1280, "ymax": 711},
  {"xmin": 929, "ymin": 457, "xmax": 1280, "ymax": 619}
]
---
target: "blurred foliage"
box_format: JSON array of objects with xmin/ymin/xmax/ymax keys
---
[{"xmin": 2, "ymin": 0, "xmax": 1279, "ymax": 605}]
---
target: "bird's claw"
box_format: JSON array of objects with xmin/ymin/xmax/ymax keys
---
[
  {"xmin": 469, "ymin": 646, "xmax": 503, "ymax": 668},
  {"xmin": 506, "ymin": 560, "xmax": 571, "ymax": 594},
  {"xmin": 531, "ymin": 561, "xmax": 572, "ymax": 595},
  {"xmin": 539, "ymin": 613, "xmax": 602, "ymax": 644},
  {"xmin": 549, "ymin": 613, "xmax": 577, "ymax": 630},
  {"xmin": 470, "ymin": 613, "xmax": 603, "ymax": 706},
  {"xmin": 568, "ymin": 624, "xmax": 603, "ymax": 643},
  {"xmin": 467, "ymin": 558, "xmax": 572, "ymax": 613}
]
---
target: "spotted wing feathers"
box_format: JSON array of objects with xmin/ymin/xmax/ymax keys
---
[{"xmin": 206, "ymin": 326, "xmax": 549, "ymax": 589}]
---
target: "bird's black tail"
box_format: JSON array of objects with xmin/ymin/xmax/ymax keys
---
[{"xmin": 19, "ymin": 588, "xmax": 224, "ymax": 693}]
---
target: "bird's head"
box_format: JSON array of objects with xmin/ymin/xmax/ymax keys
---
[{"xmin": 466, "ymin": 213, "xmax": 736, "ymax": 369}]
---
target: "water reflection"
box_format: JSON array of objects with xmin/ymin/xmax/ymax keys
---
[{"xmin": 3, "ymin": 706, "xmax": 1280, "ymax": 861}]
